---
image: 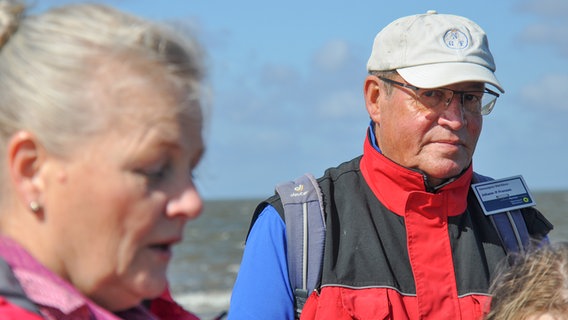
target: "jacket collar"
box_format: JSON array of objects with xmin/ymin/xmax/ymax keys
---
[{"xmin": 360, "ymin": 128, "xmax": 473, "ymax": 217}]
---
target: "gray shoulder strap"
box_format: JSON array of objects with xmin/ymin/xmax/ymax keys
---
[{"xmin": 275, "ymin": 173, "xmax": 326, "ymax": 318}]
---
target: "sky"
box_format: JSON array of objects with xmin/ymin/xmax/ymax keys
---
[{"xmin": 36, "ymin": 0, "xmax": 568, "ymax": 199}]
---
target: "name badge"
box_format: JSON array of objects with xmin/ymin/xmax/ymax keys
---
[{"xmin": 471, "ymin": 175, "xmax": 536, "ymax": 216}]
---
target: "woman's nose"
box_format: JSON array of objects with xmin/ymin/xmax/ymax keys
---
[{"xmin": 166, "ymin": 183, "xmax": 203, "ymax": 220}]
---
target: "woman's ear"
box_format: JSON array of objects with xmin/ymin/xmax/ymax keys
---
[
  {"xmin": 363, "ymin": 75, "xmax": 382, "ymax": 123},
  {"xmin": 7, "ymin": 131, "xmax": 46, "ymax": 212}
]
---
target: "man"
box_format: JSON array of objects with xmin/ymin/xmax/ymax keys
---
[{"xmin": 228, "ymin": 11, "xmax": 553, "ymax": 320}]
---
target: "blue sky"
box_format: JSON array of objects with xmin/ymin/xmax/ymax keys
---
[{"xmin": 37, "ymin": 0, "xmax": 568, "ymax": 199}]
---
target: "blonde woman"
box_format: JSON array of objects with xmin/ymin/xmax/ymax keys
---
[{"xmin": 0, "ymin": 1, "xmax": 206, "ymax": 319}]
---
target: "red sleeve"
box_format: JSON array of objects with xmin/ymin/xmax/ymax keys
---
[
  {"xmin": 149, "ymin": 288, "xmax": 200, "ymax": 320},
  {"xmin": 0, "ymin": 297, "xmax": 44, "ymax": 320}
]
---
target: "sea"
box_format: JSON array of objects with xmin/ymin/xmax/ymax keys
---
[{"xmin": 168, "ymin": 191, "xmax": 568, "ymax": 319}]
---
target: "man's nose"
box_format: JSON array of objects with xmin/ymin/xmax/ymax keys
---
[{"xmin": 439, "ymin": 93, "xmax": 466, "ymax": 128}]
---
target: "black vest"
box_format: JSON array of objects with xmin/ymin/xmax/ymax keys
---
[{"xmin": 254, "ymin": 156, "xmax": 553, "ymax": 294}]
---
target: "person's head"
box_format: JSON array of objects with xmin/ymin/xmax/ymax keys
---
[
  {"xmin": 0, "ymin": 0, "xmax": 205, "ymax": 312},
  {"xmin": 485, "ymin": 242, "xmax": 568, "ymax": 320},
  {"xmin": 363, "ymin": 10, "xmax": 504, "ymax": 186}
]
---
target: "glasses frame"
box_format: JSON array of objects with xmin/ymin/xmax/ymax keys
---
[{"xmin": 377, "ymin": 76, "xmax": 500, "ymax": 116}]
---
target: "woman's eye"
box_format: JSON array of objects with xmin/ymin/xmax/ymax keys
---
[
  {"xmin": 146, "ymin": 168, "xmax": 166, "ymax": 180},
  {"xmin": 139, "ymin": 163, "xmax": 170, "ymax": 183}
]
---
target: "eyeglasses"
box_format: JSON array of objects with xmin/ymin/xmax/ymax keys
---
[{"xmin": 378, "ymin": 77, "xmax": 500, "ymax": 116}]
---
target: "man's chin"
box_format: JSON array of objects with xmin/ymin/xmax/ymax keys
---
[{"xmin": 422, "ymin": 160, "xmax": 470, "ymax": 182}]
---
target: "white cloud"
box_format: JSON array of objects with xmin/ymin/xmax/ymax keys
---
[
  {"xmin": 516, "ymin": 0, "xmax": 568, "ymax": 18},
  {"xmin": 316, "ymin": 89, "xmax": 364, "ymax": 119},
  {"xmin": 515, "ymin": 0, "xmax": 568, "ymax": 57},
  {"xmin": 518, "ymin": 23, "xmax": 568, "ymax": 57},
  {"xmin": 197, "ymin": 36, "xmax": 371, "ymax": 198},
  {"xmin": 519, "ymin": 74, "xmax": 568, "ymax": 111},
  {"xmin": 313, "ymin": 39, "xmax": 352, "ymax": 72},
  {"xmin": 259, "ymin": 64, "xmax": 301, "ymax": 88}
]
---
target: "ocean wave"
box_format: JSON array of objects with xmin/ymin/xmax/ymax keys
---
[{"xmin": 173, "ymin": 290, "xmax": 231, "ymax": 318}]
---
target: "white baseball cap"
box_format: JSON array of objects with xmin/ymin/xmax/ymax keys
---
[{"xmin": 366, "ymin": 10, "xmax": 504, "ymax": 93}]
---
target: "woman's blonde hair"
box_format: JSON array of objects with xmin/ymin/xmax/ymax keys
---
[
  {"xmin": 0, "ymin": 0, "xmax": 205, "ymax": 157},
  {"xmin": 485, "ymin": 242, "xmax": 568, "ymax": 320}
]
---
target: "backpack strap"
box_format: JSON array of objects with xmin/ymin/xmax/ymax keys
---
[
  {"xmin": 472, "ymin": 173, "xmax": 531, "ymax": 253},
  {"xmin": 275, "ymin": 173, "xmax": 326, "ymax": 319},
  {"xmin": 489, "ymin": 209, "xmax": 532, "ymax": 253}
]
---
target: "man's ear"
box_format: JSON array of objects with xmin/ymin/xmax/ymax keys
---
[
  {"xmin": 363, "ymin": 75, "xmax": 382, "ymax": 123},
  {"xmin": 7, "ymin": 131, "xmax": 46, "ymax": 211}
]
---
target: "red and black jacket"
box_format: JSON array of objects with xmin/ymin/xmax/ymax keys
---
[{"xmin": 284, "ymin": 138, "xmax": 553, "ymax": 319}]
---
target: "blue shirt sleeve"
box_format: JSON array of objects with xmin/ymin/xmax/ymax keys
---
[{"xmin": 228, "ymin": 204, "xmax": 294, "ymax": 320}]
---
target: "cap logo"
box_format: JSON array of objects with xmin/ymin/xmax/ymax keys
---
[{"xmin": 443, "ymin": 29, "xmax": 468, "ymax": 49}]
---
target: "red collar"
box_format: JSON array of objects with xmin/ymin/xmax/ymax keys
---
[{"xmin": 359, "ymin": 134, "xmax": 472, "ymax": 217}]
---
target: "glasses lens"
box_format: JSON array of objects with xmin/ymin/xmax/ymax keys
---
[
  {"xmin": 480, "ymin": 92, "xmax": 498, "ymax": 115},
  {"xmin": 391, "ymin": 78, "xmax": 499, "ymax": 116},
  {"xmin": 461, "ymin": 91, "xmax": 498, "ymax": 115},
  {"xmin": 417, "ymin": 89, "xmax": 448, "ymax": 110}
]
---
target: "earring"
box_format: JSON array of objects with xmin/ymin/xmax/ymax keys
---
[{"xmin": 29, "ymin": 201, "xmax": 41, "ymax": 213}]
